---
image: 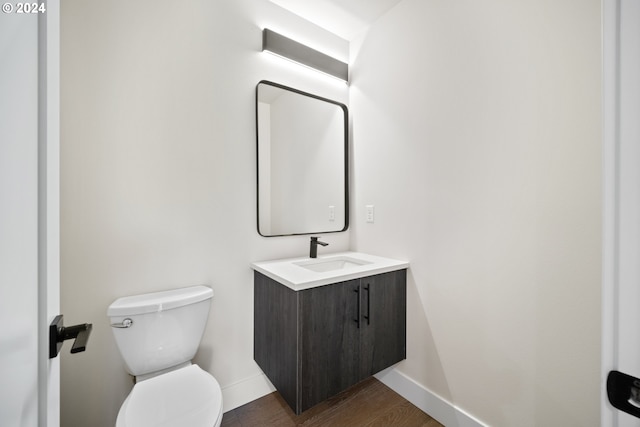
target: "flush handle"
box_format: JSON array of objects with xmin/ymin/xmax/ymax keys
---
[
  {"xmin": 110, "ymin": 318, "xmax": 133, "ymax": 329},
  {"xmin": 49, "ymin": 314, "xmax": 93, "ymax": 359}
]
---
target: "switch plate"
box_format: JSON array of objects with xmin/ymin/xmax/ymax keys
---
[
  {"xmin": 366, "ymin": 205, "xmax": 374, "ymax": 223},
  {"xmin": 328, "ymin": 205, "xmax": 335, "ymax": 221}
]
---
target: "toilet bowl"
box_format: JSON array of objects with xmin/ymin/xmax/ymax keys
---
[
  {"xmin": 108, "ymin": 286, "xmax": 222, "ymax": 427},
  {"xmin": 116, "ymin": 365, "xmax": 222, "ymax": 427}
]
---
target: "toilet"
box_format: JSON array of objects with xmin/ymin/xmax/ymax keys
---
[{"xmin": 107, "ymin": 285, "xmax": 223, "ymax": 427}]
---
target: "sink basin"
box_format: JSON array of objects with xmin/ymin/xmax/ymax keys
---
[
  {"xmin": 294, "ymin": 256, "xmax": 372, "ymax": 273},
  {"xmin": 251, "ymin": 251, "xmax": 409, "ymax": 291}
]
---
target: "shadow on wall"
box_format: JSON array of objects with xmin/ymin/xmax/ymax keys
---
[
  {"xmin": 406, "ymin": 267, "xmax": 531, "ymax": 427},
  {"xmin": 194, "ymin": 345, "xmax": 214, "ymax": 373},
  {"xmin": 404, "ymin": 270, "xmax": 454, "ymax": 409}
]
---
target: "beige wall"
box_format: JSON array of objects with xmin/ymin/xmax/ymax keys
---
[
  {"xmin": 60, "ymin": 1, "xmax": 349, "ymax": 425},
  {"xmin": 350, "ymin": 0, "xmax": 602, "ymax": 426}
]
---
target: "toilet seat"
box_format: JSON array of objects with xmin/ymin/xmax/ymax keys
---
[{"xmin": 116, "ymin": 364, "xmax": 223, "ymax": 427}]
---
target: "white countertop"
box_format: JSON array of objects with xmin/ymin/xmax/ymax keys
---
[{"xmin": 250, "ymin": 251, "xmax": 409, "ymax": 291}]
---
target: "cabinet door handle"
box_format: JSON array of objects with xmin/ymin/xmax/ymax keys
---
[
  {"xmin": 364, "ymin": 284, "xmax": 370, "ymax": 325},
  {"xmin": 353, "ymin": 287, "xmax": 360, "ymax": 328}
]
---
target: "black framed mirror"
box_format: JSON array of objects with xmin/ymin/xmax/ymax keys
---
[{"xmin": 256, "ymin": 81, "xmax": 349, "ymax": 237}]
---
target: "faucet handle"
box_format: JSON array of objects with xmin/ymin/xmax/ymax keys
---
[{"xmin": 310, "ymin": 236, "xmax": 329, "ymax": 246}]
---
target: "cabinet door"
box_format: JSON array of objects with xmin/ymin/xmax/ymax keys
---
[
  {"xmin": 359, "ymin": 270, "xmax": 407, "ymax": 379},
  {"xmin": 299, "ymin": 280, "xmax": 361, "ymax": 412},
  {"xmin": 253, "ymin": 272, "xmax": 299, "ymax": 411}
]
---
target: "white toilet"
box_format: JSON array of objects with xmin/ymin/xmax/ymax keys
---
[{"xmin": 107, "ymin": 285, "xmax": 223, "ymax": 427}]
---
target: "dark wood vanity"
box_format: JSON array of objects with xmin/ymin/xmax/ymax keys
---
[{"xmin": 254, "ymin": 269, "xmax": 407, "ymax": 414}]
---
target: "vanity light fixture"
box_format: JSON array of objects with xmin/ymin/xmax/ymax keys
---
[{"xmin": 262, "ymin": 28, "xmax": 349, "ymax": 82}]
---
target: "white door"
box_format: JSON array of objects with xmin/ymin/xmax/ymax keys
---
[
  {"xmin": 602, "ymin": 0, "xmax": 640, "ymax": 426},
  {"xmin": 0, "ymin": 2, "xmax": 60, "ymax": 426}
]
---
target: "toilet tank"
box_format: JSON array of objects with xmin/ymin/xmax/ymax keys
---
[{"xmin": 107, "ymin": 285, "xmax": 213, "ymax": 377}]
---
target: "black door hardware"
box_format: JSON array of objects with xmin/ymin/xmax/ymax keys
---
[
  {"xmin": 363, "ymin": 284, "xmax": 371, "ymax": 325},
  {"xmin": 607, "ymin": 370, "xmax": 640, "ymax": 418},
  {"xmin": 353, "ymin": 287, "xmax": 360, "ymax": 328},
  {"xmin": 49, "ymin": 314, "xmax": 93, "ymax": 359}
]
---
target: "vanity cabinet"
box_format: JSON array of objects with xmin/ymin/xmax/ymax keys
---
[{"xmin": 254, "ymin": 269, "xmax": 406, "ymax": 414}]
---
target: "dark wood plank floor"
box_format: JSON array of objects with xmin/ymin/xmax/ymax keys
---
[{"xmin": 221, "ymin": 377, "xmax": 444, "ymax": 427}]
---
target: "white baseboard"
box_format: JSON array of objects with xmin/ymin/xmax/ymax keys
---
[
  {"xmin": 375, "ymin": 367, "xmax": 486, "ymax": 427},
  {"xmin": 221, "ymin": 372, "xmax": 275, "ymax": 413}
]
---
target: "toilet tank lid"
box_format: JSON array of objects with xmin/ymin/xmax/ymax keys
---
[{"xmin": 107, "ymin": 285, "xmax": 213, "ymax": 317}]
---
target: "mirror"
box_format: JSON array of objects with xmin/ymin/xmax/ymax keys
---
[{"xmin": 256, "ymin": 81, "xmax": 348, "ymax": 237}]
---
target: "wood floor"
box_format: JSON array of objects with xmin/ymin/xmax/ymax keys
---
[{"xmin": 220, "ymin": 377, "xmax": 444, "ymax": 427}]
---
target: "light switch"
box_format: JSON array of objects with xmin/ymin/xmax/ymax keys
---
[{"xmin": 366, "ymin": 205, "xmax": 374, "ymax": 223}]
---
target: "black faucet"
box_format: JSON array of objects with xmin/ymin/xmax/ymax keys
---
[{"xmin": 309, "ymin": 236, "xmax": 328, "ymax": 258}]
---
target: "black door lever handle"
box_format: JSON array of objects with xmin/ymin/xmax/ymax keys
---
[
  {"xmin": 608, "ymin": 370, "xmax": 640, "ymax": 418},
  {"xmin": 49, "ymin": 314, "xmax": 93, "ymax": 358}
]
